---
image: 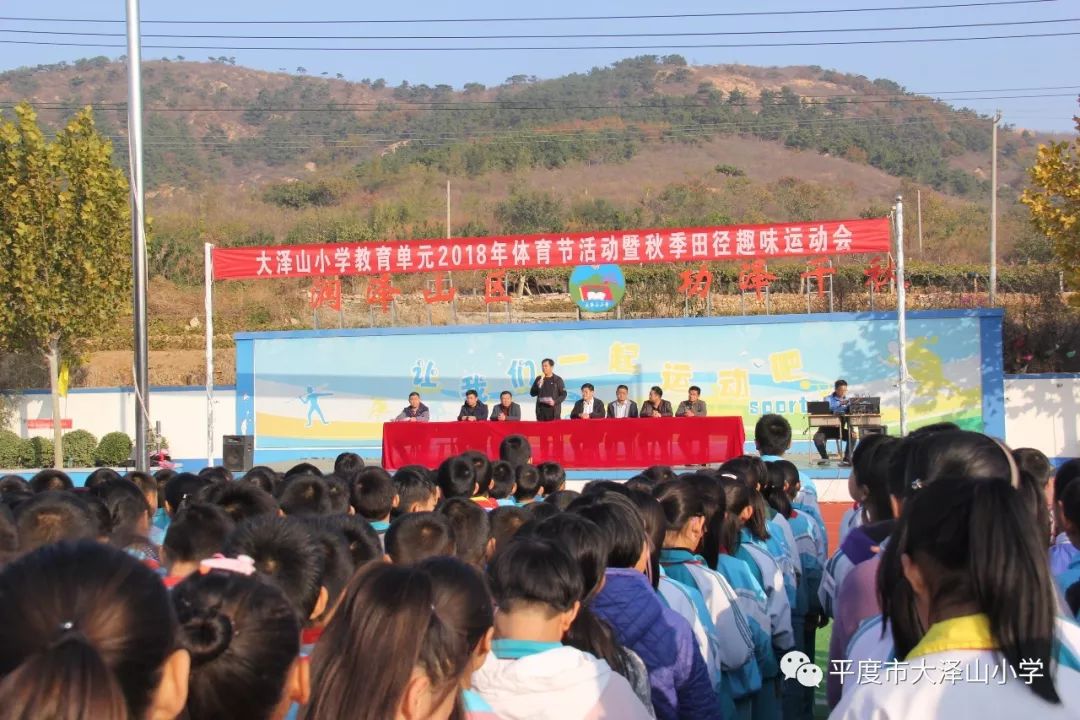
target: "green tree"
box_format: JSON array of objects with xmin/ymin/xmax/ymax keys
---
[
  {"xmin": 0, "ymin": 104, "xmax": 131, "ymax": 467},
  {"xmin": 1021, "ymin": 110, "xmax": 1080, "ymax": 298}
]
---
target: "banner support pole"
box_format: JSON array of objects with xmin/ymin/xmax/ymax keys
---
[
  {"xmin": 204, "ymin": 243, "xmax": 215, "ymax": 468},
  {"xmin": 894, "ymin": 196, "xmax": 909, "ymax": 437}
]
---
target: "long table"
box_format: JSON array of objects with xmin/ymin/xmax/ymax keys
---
[{"xmin": 381, "ymin": 416, "xmax": 746, "ymax": 470}]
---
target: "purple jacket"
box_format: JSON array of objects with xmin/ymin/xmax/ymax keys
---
[{"xmin": 592, "ymin": 568, "xmax": 722, "ymax": 720}]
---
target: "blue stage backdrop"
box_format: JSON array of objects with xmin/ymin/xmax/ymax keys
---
[{"xmin": 234, "ymin": 309, "xmax": 1004, "ymax": 463}]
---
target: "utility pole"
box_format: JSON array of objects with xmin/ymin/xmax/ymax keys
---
[
  {"xmin": 126, "ymin": 0, "xmax": 150, "ymax": 471},
  {"xmin": 895, "ymin": 195, "xmax": 909, "ymax": 437},
  {"xmin": 989, "ymin": 110, "xmax": 1001, "ymax": 306},
  {"xmin": 916, "ymin": 189, "xmax": 923, "ymax": 255}
]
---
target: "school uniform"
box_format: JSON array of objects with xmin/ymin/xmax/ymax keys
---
[
  {"xmin": 368, "ymin": 519, "xmax": 390, "ymax": 550},
  {"xmin": 738, "ymin": 530, "xmax": 795, "ymax": 654},
  {"xmin": 458, "ymin": 401, "xmax": 489, "ymax": 421},
  {"xmin": 1051, "ymin": 532, "xmax": 1079, "ymax": 576},
  {"xmin": 1054, "ymin": 551, "xmax": 1080, "ymax": 599},
  {"xmin": 832, "ymin": 614, "xmax": 1080, "ymax": 719},
  {"xmin": 473, "ymin": 640, "xmax": 652, "ymax": 720},
  {"xmin": 660, "ymin": 550, "xmax": 760, "ymax": 715},
  {"xmin": 838, "ymin": 503, "xmax": 864, "ymax": 545},
  {"xmin": 785, "ymin": 511, "xmax": 824, "ymax": 720},
  {"xmin": 758, "ymin": 453, "xmax": 825, "ymax": 556},
  {"xmin": 827, "ymin": 554, "xmax": 884, "ymax": 708}
]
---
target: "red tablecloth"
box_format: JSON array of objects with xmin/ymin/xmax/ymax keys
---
[{"xmin": 381, "ymin": 417, "xmax": 746, "ymax": 470}]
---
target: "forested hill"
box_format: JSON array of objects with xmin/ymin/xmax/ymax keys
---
[{"xmin": 0, "ymin": 54, "xmax": 1052, "ymax": 196}]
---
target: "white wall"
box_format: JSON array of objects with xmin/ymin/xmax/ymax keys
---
[
  {"xmin": 1004, "ymin": 375, "xmax": 1080, "ymax": 460},
  {"xmin": 5, "ymin": 387, "xmax": 236, "ymax": 462}
]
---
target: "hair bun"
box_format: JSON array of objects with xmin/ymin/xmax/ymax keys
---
[{"xmin": 179, "ymin": 608, "xmax": 233, "ymax": 664}]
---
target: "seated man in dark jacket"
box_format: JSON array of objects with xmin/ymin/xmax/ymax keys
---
[
  {"xmin": 490, "ymin": 391, "xmax": 522, "ymax": 422},
  {"xmin": 607, "ymin": 384, "xmax": 639, "ymax": 419},
  {"xmin": 640, "ymin": 386, "xmax": 674, "ymax": 418},
  {"xmin": 457, "ymin": 390, "xmax": 488, "ymax": 422},
  {"xmin": 570, "ymin": 383, "xmax": 606, "ymax": 419}
]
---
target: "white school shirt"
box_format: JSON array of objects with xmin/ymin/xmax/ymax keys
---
[{"xmin": 831, "ymin": 615, "xmax": 1080, "ymax": 720}]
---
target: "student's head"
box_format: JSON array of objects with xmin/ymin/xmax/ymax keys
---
[
  {"xmin": 541, "ymin": 358, "xmax": 554, "ymax": 376},
  {"xmin": 438, "ymin": 498, "xmax": 490, "ymax": 567},
  {"xmin": 242, "ymin": 466, "xmax": 281, "ymax": 496},
  {"xmin": 717, "ymin": 475, "xmax": 752, "ymax": 556},
  {"xmin": 545, "ymin": 489, "xmax": 580, "ymax": 512},
  {"xmin": 225, "ymin": 517, "xmax": 327, "ymax": 624},
  {"xmin": 464, "ymin": 390, "xmax": 479, "ymax": 407},
  {"xmin": 834, "ymin": 379, "xmax": 848, "ymax": 397},
  {"xmin": 850, "ymin": 434, "xmax": 902, "ymax": 521},
  {"xmin": 322, "ymin": 475, "xmax": 352, "ymax": 515},
  {"xmin": 162, "ymin": 502, "xmax": 236, "ymax": 575},
  {"xmin": 333, "ymin": 452, "xmax": 364, "ymax": 485},
  {"xmin": 14, "ymin": 492, "xmax": 99, "ymax": 553},
  {"xmin": 202, "ymin": 482, "xmax": 278, "ymax": 524},
  {"xmin": 174, "ymin": 568, "xmax": 304, "ymax": 720},
  {"xmin": 487, "ymin": 537, "xmax": 582, "ymax": 636},
  {"xmin": 408, "ymin": 392, "xmax": 421, "ymax": 408},
  {"xmin": 525, "ymin": 499, "xmax": 560, "ymax": 524},
  {"xmin": 537, "ymin": 461, "xmax": 566, "ymax": 496},
  {"xmin": 88, "ymin": 479, "xmax": 153, "ymax": 549},
  {"xmin": 393, "ymin": 467, "xmax": 438, "ymax": 515},
  {"xmin": 85, "ymin": 467, "xmax": 122, "ymax": 489},
  {"xmin": 1058, "ymin": 480, "xmax": 1080, "ymax": 545},
  {"xmin": 641, "ymin": 465, "xmax": 676, "ymax": 487},
  {"xmin": 0, "ymin": 540, "xmax": 189, "ymax": 720},
  {"xmin": 531, "ymin": 514, "xmax": 608, "ymax": 600},
  {"xmin": 581, "ymin": 383, "xmax": 594, "ymax": 401},
  {"xmin": 124, "ymin": 471, "xmax": 159, "ymax": 513},
  {"xmin": 754, "ymin": 414, "xmax": 793, "ymax": 456},
  {"xmin": 0, "ymin": 474, "xmax": 31, "ymax": 495},
  {"xmin": 767, "ymin": 459, "xmax": 802, "ymax": 502},
  {"xmin": 499, "ymin": 390, "xmax": 513, "ymax": 407},
  {"xmin": 648, "ymin": 385, "xmax": 663, "ymax": 403},
  {"xmin": 164, "ymin": 472, "xmax": 213, "ymax": 516},
  {"xmin": 284, "ymin": 463, "xmax": 323, "ymax": 480},
  {"xmin": 318, "ymin": 515, "xmax": 383, "ymax": 569},
  {"xmin": 1053, "ymin": 459, "xmax": 1080, "ymax": 533},
  {"xmin": 154, "ymin": 467, "xmax": 177, "ymax": 495},
  {"xmin": 488, "ymin": 461, "xmax": 517, "ymax": 500},
  {"xmin": 487, "ymin": 506, "xmax": 529, "ymax": 561},
  {"xmin": 884, "ymin": 462, "xmax": 1059, "ymax": 704},
  {"xmin": 513, "ymin": 465, "xmax": 542, "ymax": 503},
  {"xmin": 688, "ymin": 385, "xmax": 701, "ymax": 401},
  {"xmin": 435, "ymin": 456, "xmax": 477, "ymax": 501},
  {"xmin": 306, "ymin": 557, "xmax": 492, "ymax": 720},
  {"xmin": 758, "ymin": 461, "xmax": 793, "ymax": 519},
  {"xmin": 29, "ymin": 469, "xmax": 73, "ymax": 494},
  {"xmin": 654, "ymin": 480, "xmax": 707, "ymax": 551},
  {"xmin": 385, "ymin": 512, "xmax": 455, "ymax": 565},
  {"xmin": 573, "ymin": 495, "xmax": 648, "ymax": 571},
  {"xmin": 460, "ymin": 451, "xmax": 493, "ymax": 497},
  {"xmin": 718, "ymin": 457, "xmax": 770, "ymax": 541},
  {"xmin": 298, "ymin": 518, "xmax": 355, "ymax": 625},
  {"xmin": 1013, "ymin": 448, "xmax": 1053, "ymax": 490},
  {"xmin": 198, "ymin": 466, "xmax": 233, "ymax": 484},
  {"xmin": 351, "ymin": 467, "xmax": 399, "ymax": 521},
  {"xmin": 616, "ymin": 385, "xmax": 629, "ymax": 402},
  {"xmin": 498, "ymin": 434, "xmax": 532, "ymax": 467},
  {"xmin": 277, "ymin": 475, "xmax": 332, "ymax": 517}
]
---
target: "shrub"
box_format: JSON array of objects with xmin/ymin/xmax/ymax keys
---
[
  {"xmin": 19, "ymin": 436, "xmax": 54, "ymax": 469},
  {"xmin": 0, "ymin": 430, "xmax": 21, "ymax": 468},
  {"xmin": 94, "ymin": 432, "xmax": 133, "ymax": 467},
  {"xmin": 62, "ymin": 429, "xmax": 98, "ymax": 468}
]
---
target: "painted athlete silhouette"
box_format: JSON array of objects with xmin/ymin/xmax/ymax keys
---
[{"xmin": 299, "ymin": 386, "xmax": 332, "ymax": 427}]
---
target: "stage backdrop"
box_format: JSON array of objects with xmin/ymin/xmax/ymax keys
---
[{"xmin": 235, "ymin": 309, "xmax": 1004, "ymax": 463}]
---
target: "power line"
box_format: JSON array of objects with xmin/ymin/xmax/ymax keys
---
[
  {"xmin": 0, "ymin": 0, "xmax": 1058, "ymax": 25},
  {"xmin": 2, "ymin": 16, "xmax": 1075, "ymax": 39},
  {"xmin": 1, "ymin": 30, "xmax": 1076, "ymax": 51}
]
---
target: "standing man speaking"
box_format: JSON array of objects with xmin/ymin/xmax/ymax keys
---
[{"xmin": 530, "ymin": 358, "xmax": 567, "ymax": 421}]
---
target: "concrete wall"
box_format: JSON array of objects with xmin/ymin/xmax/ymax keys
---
[
  {"xmin": 4, "ymin": 386, "xmax": 236, "ymax": 464},
  {"xmin": 1004, "ymin": 374, "xmax": 1080, "ymax": 461}
]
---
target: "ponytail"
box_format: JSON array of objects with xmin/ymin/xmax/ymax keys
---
[
  {"xmin": 0, "ymin": 631, "xmax": 127, "ymax": 720},
  {"xmin": 761, "ymin": 463, "xmax": 793, "ymax": 519}
]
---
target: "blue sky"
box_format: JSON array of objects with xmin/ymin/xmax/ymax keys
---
[{"xmin": 0, "ymin": 0, "xmax": 1077, "ymax": 131}]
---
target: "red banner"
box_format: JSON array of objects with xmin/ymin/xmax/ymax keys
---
[
  {"xmin": 211, "ymin": 217, "xmax": 891, "ymax": 281},
  {"xmin": 26, "ymin": 419, "xmax": 72, "ymax": 430}
]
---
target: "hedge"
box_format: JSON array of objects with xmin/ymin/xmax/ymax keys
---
[
  {"xmin": 0, "ymin": 430, "xmax": 21, "ymax": 468},
  {"xmin": 19, "ymin": 436, "xmax": 54, "ymax": 469},
  {"xmin": 94, "ymin": 432, "xmax": 133, "ymax": 467},
  {"xmin": 62, "ymin": 430, "xmax": 98, "ymax": 468}
]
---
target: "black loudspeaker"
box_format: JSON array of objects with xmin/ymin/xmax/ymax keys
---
[
  {"xmin": 859, "ymin": 425, "xmax": 888, "ymax": 438},
  {"xmin": 222, "ymin": 435, "xmax": 254, "ymax": 472}
]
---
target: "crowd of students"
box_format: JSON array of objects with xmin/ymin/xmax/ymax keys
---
[{"xmin": 0, "ymin": 416, "xmax": 1078, "ymax": 719}]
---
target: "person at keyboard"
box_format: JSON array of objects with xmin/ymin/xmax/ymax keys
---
[{"xmin": 814, "ymin": 379, "xmax": 852, "ymax": 465}]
